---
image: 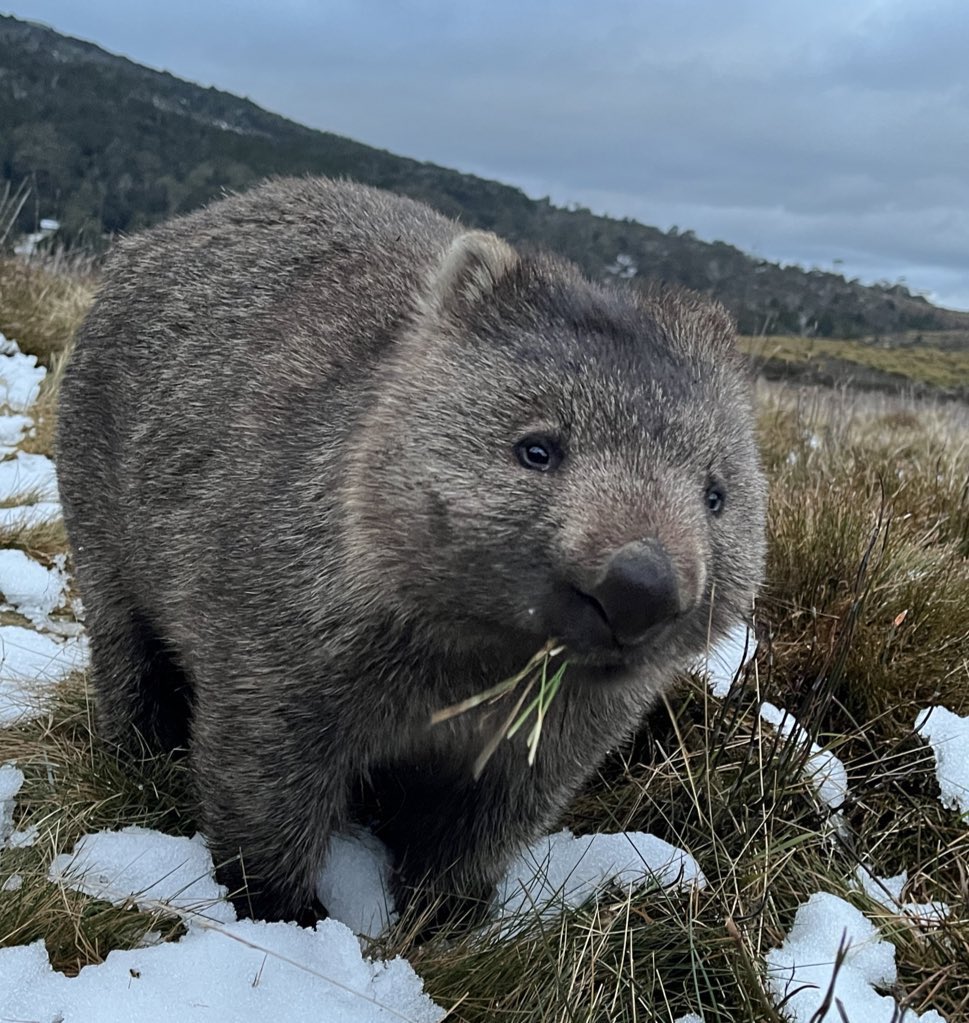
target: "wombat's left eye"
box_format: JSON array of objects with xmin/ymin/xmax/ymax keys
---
[
  {"xmin": 705, "ymin": 482, "xmax": 725, "ymax": 515},
  {"xmin": 515, "ymin": 435, "xmax": 562, "ymax": 472}
]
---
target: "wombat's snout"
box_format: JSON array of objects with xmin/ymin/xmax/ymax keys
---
[{"xmin": 581, "ymin": 540, "xmax": 682, "ymax": 647}]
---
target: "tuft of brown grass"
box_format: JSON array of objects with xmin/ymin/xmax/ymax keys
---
[
  {"xmin": 757, "ymin": 385, "xmax": 969, "ymax": 739},
  {"xmin": 0, "ymin": 254, "xmax": 96, "ymax": 366},
  {"xmin": 1, "ymin": 677, "xmax": 193, "ymax": 974}
]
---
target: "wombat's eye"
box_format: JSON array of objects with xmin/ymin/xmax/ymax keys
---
[
  {"xmin": 705, "ymin": 482, "xmax": 725, "ymax": 515},
  {"xmin": 515, "ymin": 435, "xmax": 561, "ymax": 472}
]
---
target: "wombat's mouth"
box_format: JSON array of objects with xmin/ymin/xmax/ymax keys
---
[{"xmin": 554, "ymin": 585, "xmax": 682, "ymax": 667}]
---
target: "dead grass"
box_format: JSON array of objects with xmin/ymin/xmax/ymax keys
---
[
  {"xmin": 0, "ymin": 254, "xmax": 96, "ymax": 367},
  {"xmin": 0, "ymin": 518, "xmax": 68, "ymax": 559},
  {"xmin": 1, "ymin": 680, "xmax": 193, "ymax": 974}
]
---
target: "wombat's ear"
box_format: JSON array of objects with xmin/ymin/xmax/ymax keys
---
[{"xmin": 426, "ymin": 231, "xmax": 519, "ymax": 316}]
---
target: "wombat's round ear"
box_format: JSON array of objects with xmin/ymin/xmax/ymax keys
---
[{"xmin": 426, "ymin": 231, "xmax": 519, "ymax": 316}]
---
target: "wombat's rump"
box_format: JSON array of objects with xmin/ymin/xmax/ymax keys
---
[{"xmin": 57, "ymin": 177, "xmax": 766, "ymax": 925}]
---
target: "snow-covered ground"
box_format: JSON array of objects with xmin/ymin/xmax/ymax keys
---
[
  {"xmin": 695, "ymin": 626, "xmax": 955, "ymax": 1022},
  {"xmin": 765, "ymin": 892, "xmax": 946, "ymax": 1023},
  {"xmin": 494, "ymin": 828, "xmax": 706, "ymax": 936},
  {"xmin": 15, "ymin": 818, "xmax": 712, "ymax": 1021},
  {"xmin": 0, "ymin": 334, "xmax": 88, "ymax": 724},
  {"xmin": 0, "ymin": 328, "xmax": 956, "ymax": 1022},
  {"xmin": 916, "ymin": 706, "xmax": 969, "ymax": 814}
]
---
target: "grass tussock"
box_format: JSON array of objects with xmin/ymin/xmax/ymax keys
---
[
  {"xmin": 1, "ymin": 679, "xmax": 193, "ymax": 974},
  {"xmin": 0, "ymin": 259, "xmax": 966, "ymax": 1020},
  {"xmin": 0, "ymin": 254, "xmax": 96, "ymax": 366},
  {"xmin": 16, "ymin": 345, "xmax": 72, "ymax": 458},
  {"xmin": 0, "ymin": 518, "xmax": 68, "ymax": 559},
  {"xmin": 757, "ymin": 386, "xmax": 969, "ymax": 738}
]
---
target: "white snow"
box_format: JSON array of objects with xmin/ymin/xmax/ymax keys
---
[
  {"xmin": 0, "ymin": 333, "xmax": 47, "ymax": 412},
  {"xmin": 673, "ymin": 1015, "xmax": 704, "ymax": 1023},
  {"xmin": 38, "ymin": 825, "xmax": 445, "ymax": 1022},
  {"xmin": 35, "ymin": 820, "xmax": 709, "ymax": 1017},
  {"xmin": 0, "ymin": 450, "xmax": 59, "ymax": 503},
  {"xmin": 50, "ymin": 828, "xmax": 237, "ymax": 924},
  {"xmin": 316, "ymin": 828, "xmax": 397, "ymax": 939},
  {"xmin": 765, "ymin": 892, "xmax": 947, "ymax": 1023},
  {"xmin": 759, "ymin": 701, "xmax": 849, "ymax": 813},
  {"xmin": 0, "ymin": 413, "xmax": 32, "ymax": 453},
  {"xmin": 2, "ymin": 872, "xmax": 23, "ymax": 891},
  {"xmin": 0, "ymin": 624, "xmax": 89, "ymax": 724},
  {"xmin": 915, "ymin": 706, "xmax": 969, "ymax": 814},
  {"xmin": 0, "ymin": 548, "xmax": 68, "ymax": 628},
  {"xmin": 0, "ymin": 761, "xmax": 36, "ymax": 849},
  {"xmin": 693, "ymin": 621, "xmax": 756, "ymax": 697},
  {"xmin": 0, "ymin": 761, "xmax": 25, "ymax": 844},
  {"xmin": 0, "ymin": 921, "xmax": 446, "ymax": 1023},
  {"xmin": 854, "ymin": 868, "xmax": 949, "ymax": 926},
  {"xmin": 0, "ymin": 499, "xmax": 62, "ymax": 527},
  {"xmin": 494, "ymin": 828, "xmax": 706, "ymax": 933}
]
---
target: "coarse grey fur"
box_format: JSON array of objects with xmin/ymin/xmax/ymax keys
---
[{"xmin": 57, "ymin": 176, "xmax": 767, "ymax": 926}]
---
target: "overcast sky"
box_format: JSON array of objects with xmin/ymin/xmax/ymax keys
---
[{"xmin": 9, "ymin": 1, "xmax": 969, "ymax": 310}]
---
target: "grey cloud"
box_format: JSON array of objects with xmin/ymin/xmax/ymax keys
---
[{"xmin": 9, "ymin": 0, "xmax": 969, "ymax": 309}]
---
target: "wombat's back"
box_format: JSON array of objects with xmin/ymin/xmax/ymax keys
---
[
  {"xmin": 59, "ymin": 178, "xmax": 459, "ymax": 567},
  {"xmin": 61, "ymin": 177, "xmax": 460, "ymax": 429},
  {"xmin": 56, "ymin": 178, "xmax": 464, "ymax": 751}
]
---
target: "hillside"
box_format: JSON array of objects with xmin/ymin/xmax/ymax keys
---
[{"xmin": 3, "ymin": 13, "xmax": 969, "ymax": 342}]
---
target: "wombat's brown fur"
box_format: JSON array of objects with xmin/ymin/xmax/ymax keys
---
[{"xmin": 57, "ymin": 176, "xmax": 766, "ymax": 926}]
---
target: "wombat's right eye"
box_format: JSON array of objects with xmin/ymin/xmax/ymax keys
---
[{"xmin": 515, "ymin": 435, "xmax": 561, "ymax": 472}]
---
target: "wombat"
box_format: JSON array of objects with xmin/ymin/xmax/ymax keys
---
[{"xmin": 57, "ymin": 176, "xmax": 766, "ymax": 927}]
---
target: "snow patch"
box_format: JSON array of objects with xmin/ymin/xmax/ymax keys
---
[
  {"xmin": 0, "ymin": 450, "xmax": 59, "ymax": 503},
  {"xmin": 41, "ymin": 826, "xmax": 444, "ymax": 1021},
  {"xmin": 0, "ymin": 761, "xmax": 25, "ymax": 844},
  {"xmin": 765, "ymin": 892, "xmax": 946, "ymax": 1023},
  {"xmin": 50, "ymin": 828, "xmax": 236, "ymax": 924},
  {"xmin": 0, "ymin": 334, "xmax": 46, "ymax": 412},
  {"xmin": 0, "ymin": 548, "xmax": 68, "ymax": 628},
  {"xmin": 0, "ymin": 921, "xmax": 445, "ymax": 1023},
  {"xmin": 0, "ymin": 413, "xmax": 32, "ymax": 453},
  {"xmin": 0, "ymin": 500, "xmax": 62, "ymax": 528},
  {"xmin": 316, "ymin": 828, "xmax": 397, "ymax": 940},
  {"xmin": 494, "ymin": 828, "xmax": 706, "ymax": 933},
  {"xmin": 0, "ymin": 624, "xmax": 89, "ymax": 724},
  {"xmin": 693, "ymin": 621, "xmax": 756, "ymax": 697},
  {"xmin": 915, "ymin": 706, "xmax": 969, "ymax": 814},
  {"xmin": 854, "ymin": 868, "xmax": 949, "ymax": 926}
]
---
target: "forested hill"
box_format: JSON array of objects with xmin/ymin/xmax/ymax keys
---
[{"xmin": 3, "ymin": 14, "xmax": 968, "ymax": 339}]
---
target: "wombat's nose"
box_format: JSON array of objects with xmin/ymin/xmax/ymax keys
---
[{"xmin": 587, "ymin": 541, "xmax": 681, "ymax": 646}]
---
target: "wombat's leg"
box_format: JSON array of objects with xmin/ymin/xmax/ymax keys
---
[
  {"xmin": 85, "ymin": 598, "xmax": 192, "ymax": 757},
  {"xmin": 191, "ymin": 690, "xmax": 351, "ymax": 924},
  {"xmin": 371, "ymin": 763, "xmax": 543, "ymax": 931}
]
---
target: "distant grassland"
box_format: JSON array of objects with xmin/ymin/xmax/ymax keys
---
[{"xmin": 741, "ymin": 333, "xmax": 969, "ymax": 399}]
